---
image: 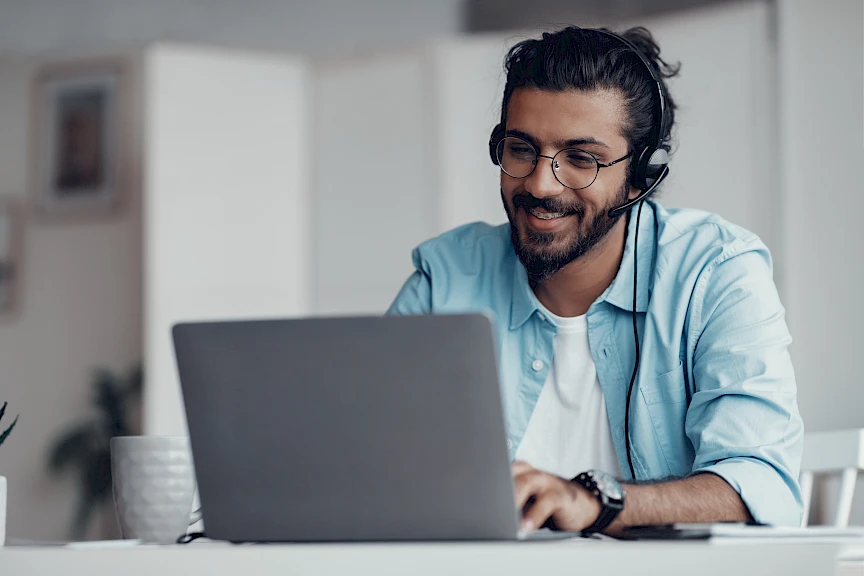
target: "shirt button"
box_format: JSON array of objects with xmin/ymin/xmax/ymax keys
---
[
  {"xmin": 532, "ymin": 359, "xmax": 544, "ymax": 371},
  {"xmin": 506, "ymin": 440, "xmax": 513, "ymax": 450}
]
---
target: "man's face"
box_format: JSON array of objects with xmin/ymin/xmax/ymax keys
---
[{"xmin": 500, "ymin": 87, "xmax": 635, "ymax": 283}]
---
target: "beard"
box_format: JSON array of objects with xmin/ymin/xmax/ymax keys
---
[{"xmin": 502, "ymin": 182, "xmax": 630, "ymax": 284}]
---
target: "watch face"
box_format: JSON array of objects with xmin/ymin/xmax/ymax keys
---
[{"xmin": 591, "ymin": 470, "xmax": 623, "ymax": 501}]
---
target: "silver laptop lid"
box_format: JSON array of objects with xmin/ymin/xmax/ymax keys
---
[{"xmin": 173, "ymin": 314, "xmax": 519, "ymax": 542}]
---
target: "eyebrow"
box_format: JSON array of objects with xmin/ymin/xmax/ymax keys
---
[{"xmin": 505, "ymin": 128, "xmax": 611, "ymax": 150}]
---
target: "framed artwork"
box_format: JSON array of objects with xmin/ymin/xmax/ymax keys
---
[
  {"xmin": 31, "ymin": 59, "xmax": 127, "ymax": 217},
  {"xmin": 0, "ymin": 201, "xmax": 21, "ymax": 315}
]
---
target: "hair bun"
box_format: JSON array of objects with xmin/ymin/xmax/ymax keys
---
[{"xmin": 620, "ymin": 26, "xmax": 682, "ymax": 80}]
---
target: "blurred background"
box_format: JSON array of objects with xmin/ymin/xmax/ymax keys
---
[{"xmin": 0, "ymin": 0, "xmax": 860, "ymax": 541}]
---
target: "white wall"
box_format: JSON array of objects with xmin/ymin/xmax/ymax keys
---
[
  {"xmin": 638, "ymin": 2, "xmax": 779, "ymax": 262},
  {"xmin": 0, "ymin": 0, "xmax": 464, "ymax": 57},
  {"xmin": 433, "ymin": 35, "xmax": 514, "ymax": 232},
  {"xmin": 0, "ymin": 49, "xmax": 143, "ymax": 541},
  {"xmin": 312, "ymin": 51, "xmax": 438, "ymax": 315},
  {"xmin": 778, "ymin": 0, "xmax": 864, "ymax": 524},
  {"xmin": 143, "ymin": 44, "xmax": 311, "ymax": 436}
]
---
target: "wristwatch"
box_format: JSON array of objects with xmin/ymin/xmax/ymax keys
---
[{"xmin": 572, "ymin": 469, "xmax": 625, "ymax": 534}]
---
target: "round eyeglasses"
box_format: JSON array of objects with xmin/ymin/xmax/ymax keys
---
[{"xmin": 495, "ymin": 136, "xmax": 631, "ymax": 190}]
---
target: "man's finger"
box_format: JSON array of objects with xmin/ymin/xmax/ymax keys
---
[
  {"xmin": 520, "ymin": 488, "xmax": 562, "ymax": 533},
  {"xmin": 513, "ymin": 470, "xmax": 552, "ymax": 510},
  {"xmin": 511, "ymin": 460, "xmax": 534, "ymax": 475}
]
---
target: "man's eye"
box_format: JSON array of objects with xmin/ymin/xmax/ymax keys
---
[
  {"xmin": 565, "ymin": 152, "xmax": 596, "ymax": 168},
  {"xmin": 507, "ymin": 145, "xmax": 535, "ymax": 160}
]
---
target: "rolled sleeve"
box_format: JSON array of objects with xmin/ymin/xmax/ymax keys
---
[
  {"xmin": 686, "ymin": 245, "xmax": 804, "ymax": 526},
  {"xmin": 694, "ymin": 457, "xmax": 801, "ymax": 526}
]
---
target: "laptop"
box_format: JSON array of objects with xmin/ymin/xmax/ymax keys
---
[{"xmin": 173, "ymin": 314, "xmax": 579, "ymax": 542}]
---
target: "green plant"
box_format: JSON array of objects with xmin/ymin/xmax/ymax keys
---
[
  {"xmin": 47, "ymin": 364, "xmax": 142, "ymax": 540},
  {"xmin": 0, "ymin": 401, "xmax": 18, "ymax": 448}
]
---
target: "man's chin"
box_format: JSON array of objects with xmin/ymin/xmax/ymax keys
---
[
  {"xmin": 516, "ymin": 223, "xmax": 575, "ymax": 254},
  {"xmin": 512, "ymin": 229, "xmax": 574, "ymax": 269},
  {"xmin": 517, "ymin": 245, "xmax": 570, "ymax": 269}
]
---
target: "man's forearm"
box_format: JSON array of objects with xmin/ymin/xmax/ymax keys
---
[{"xmin": 607, "ymin": 472, "xmax": 752, "ymax": 535}]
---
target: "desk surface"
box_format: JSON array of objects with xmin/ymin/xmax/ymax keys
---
[{"xmin": 3, "ymin": 540, "xmax": 863, "ymax": 576}]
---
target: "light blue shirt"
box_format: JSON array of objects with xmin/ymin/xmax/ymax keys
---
[{"xmin": 387, "ymin": 201, "xmax": 803, "ymax": 526}]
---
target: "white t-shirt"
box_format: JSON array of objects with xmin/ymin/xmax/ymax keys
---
[{"xmin": 514, "ymin": 311, "xmax": 622, "ymax": 479}]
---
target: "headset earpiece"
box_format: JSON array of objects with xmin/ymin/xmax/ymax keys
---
[
  {"xmin": 644, "ymin": 148, "xmax": 669, "ymax": 185},
  {"xmin": 630, "ymin": 146, "xmax": 669, "ymax": 191},
  {"xmin": 489, "ymin": 123, "xmax": 504, "ymax": 166}
]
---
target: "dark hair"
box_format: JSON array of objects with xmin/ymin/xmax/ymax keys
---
[{"xmin": 500, "ymin": 26, "xmax": 681, "ymax": 163}]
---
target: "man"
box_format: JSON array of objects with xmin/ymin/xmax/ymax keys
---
[{"xmin": 388, "ymin": 26, "xmax": 803, "ymax": 535}]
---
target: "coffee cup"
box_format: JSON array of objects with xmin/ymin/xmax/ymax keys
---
[{"xmin": 110, "ymin": 436, "xmax": 199, "ymax": 544}]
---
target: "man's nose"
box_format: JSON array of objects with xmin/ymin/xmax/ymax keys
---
[{"xmin": 524, "ymin": 155, "xmax": 566, "ymax": 199}]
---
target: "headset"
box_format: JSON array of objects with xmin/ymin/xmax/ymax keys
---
[{"xmin": 488, "ymin": 28, "xmax": 671, "ymax": 480}]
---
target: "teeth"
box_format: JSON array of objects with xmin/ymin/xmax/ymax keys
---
[{"xmin": 528, "ymin": 208, "xmax": 568, "ymax": 220}]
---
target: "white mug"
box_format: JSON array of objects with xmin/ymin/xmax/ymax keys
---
[{"xmin": 110, "ymin": 436, "xmax": 199, "ymax": 544}]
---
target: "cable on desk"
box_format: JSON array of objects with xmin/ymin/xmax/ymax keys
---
[{"xmin": 177, "ymin": 532, "xmax": 207, "ymax": 544}]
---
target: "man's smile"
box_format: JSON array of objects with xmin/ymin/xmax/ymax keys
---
[{"xmin": 520, "ymin": 205, "xmax": 579, "ymax": 233}]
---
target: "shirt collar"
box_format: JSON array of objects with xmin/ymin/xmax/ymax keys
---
[
  {"xmin": 601, "ymin": 200, "xmax": 657, "ymax": 313},
  {"xmin": 509, "ymin": 201, "xmax": 657, "ymax": 329}
]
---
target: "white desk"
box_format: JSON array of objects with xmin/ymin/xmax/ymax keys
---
[{"xmin": 2, "ymin": 540, "xmax": 863, "ymax": 576}]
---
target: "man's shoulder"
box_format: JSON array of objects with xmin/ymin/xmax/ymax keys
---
[
  {"xmin": 654, "ymin": 204, "xmax": 768, "ymax": 264},
  {"xmin": 408, "ymin": 222, "xmax": 516, "ymax": 312},
  {"xmin": 649, "ymin": 204, "xmax": 778, "ymax": 320},
  {"xmin": 413, "ymin": 221, "xmax": 513, "ymax": 269}
]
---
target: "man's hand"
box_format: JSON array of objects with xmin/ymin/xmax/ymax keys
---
[
  {"xmin": 514, "ymin": 461, "xmax": 753, "ymax": 536},
  {"xmin": 512, "ymin": 460, "xmax": 601, "ymax": 533}
]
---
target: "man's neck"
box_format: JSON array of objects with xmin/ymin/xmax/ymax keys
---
[{"xmin": 532, "ymin": 217, "xmax": 628, "ymax": 318}]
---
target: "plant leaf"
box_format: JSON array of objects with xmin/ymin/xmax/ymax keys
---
[
  {"xmin": 126, "ymin": 364, "xmax": 143, "ymax": 397},
  {"xmin": 47, "ymin": 424, "xmax": 100, "ymax": 472},
  {"xmin": 70, "ymin": 492, "xmax": 95, "ymax": 541},
  {"xmin": 83, "ymin": 450, "xmax": 112, "ymax": 501},
  {"xmin": 0, "ymin": 401, "xmax": 7, "ymax": 424},
  {"xmin": 0, "ymin": 414, "xmax": 18, "ymax": 448}
]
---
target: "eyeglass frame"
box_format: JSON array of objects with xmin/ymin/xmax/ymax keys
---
[{"xmin": 495, "ymin": 136, "xmax": 631, "ymax": 191}]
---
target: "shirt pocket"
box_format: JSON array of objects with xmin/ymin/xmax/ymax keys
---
[
  {"xmin": 640, "ymin": 362, "xmax": 686, "ymax": 405},
  {"xmin": 639, "ymin": 362, "xmax": 694, "ymax": 476}
]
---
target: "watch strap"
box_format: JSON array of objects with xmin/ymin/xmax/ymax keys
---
[
  {"xmin": 585, "ymin": 502, "xmax": 620, "ymax": 534},
  {"xmin": 573, "ymin": 471, "xmax": 623, "ymax": 535}
]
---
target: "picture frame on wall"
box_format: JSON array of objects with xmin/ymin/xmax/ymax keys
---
[
  {"xmin": 31, "ymin": 59, "xmax": 127, "ymax": 218},
  {"xmin": 0, "ymin": 200, "xmax": 22, "ymax": 316}
]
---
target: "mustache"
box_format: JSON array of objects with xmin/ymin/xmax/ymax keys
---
[{"xmin": 512, "ymin": 192, "xmax": 584, "ymax": 215}]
